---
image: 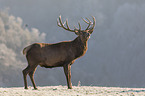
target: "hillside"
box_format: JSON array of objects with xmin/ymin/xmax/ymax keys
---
[{"xmin": 0, "ymin": 86, "xmax": 145, "ymax": 96}]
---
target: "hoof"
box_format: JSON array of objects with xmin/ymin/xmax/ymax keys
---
[
  {"xmin": 34, "ymin": 88, "xmax": 38, "ymax": 90},
  {"xmin": 24, "ymin": 87, "xmax": 28, "ymax": 89},
  {"xmin": 68, "ymin": 87, "xmax": 72, "ymax": 89}
]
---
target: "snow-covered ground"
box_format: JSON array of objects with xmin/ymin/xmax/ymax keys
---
[{"xmin": 0, "ymin": 86, "xmax": 145, "ymax": 96}]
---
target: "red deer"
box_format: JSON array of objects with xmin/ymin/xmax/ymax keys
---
[{"xmin": 22, "ymin": 16, "xmax": 95, "ymax": 89}]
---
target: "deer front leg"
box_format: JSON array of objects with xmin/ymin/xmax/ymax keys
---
[{"xmin": 63, "ymin": 64, "xmax": 72, "ymax": 89}]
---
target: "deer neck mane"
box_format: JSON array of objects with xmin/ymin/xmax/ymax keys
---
[
  {"xmin": 72, "ymin": 36, "xmax": 88, "ymax": 58},
  {"xmin": 73, "ymin": 36, "xmax": 88, "ymax": 46}
]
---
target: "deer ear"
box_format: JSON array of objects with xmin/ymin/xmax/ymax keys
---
[
  {"xmin": 74, "ymin": 30, "xmax": 79, "ymax": 35},
  {"xmin": 75, "ymin": 31, "xmax": 79, "ymax": 35}
]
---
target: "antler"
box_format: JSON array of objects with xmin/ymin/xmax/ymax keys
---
[
  {"xmin": 82, "ymin": 16, "xmax": 95, "ymax": 34},
  {"xmin": 57, "ymin": 15, "xmax": 78, "ymax": 32},
  {"xmin": 57, "ymin": 16, "xmax": 95, "ymax": 34}
]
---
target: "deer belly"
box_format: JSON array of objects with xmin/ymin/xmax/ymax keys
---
[{"xmin": 39, "ymin": 59, "xmax": 65, "ymax": 68}]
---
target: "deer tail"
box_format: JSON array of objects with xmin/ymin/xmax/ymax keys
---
[{"xmin": 23, "ymin": 45, "xmax": 33, "ymax": 55}]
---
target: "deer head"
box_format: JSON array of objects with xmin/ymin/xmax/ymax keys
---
[{"xmin": 57, "ymin": 16, "xmax": 95, "ymax": 42}]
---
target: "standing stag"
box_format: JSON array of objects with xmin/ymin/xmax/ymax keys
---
[{"xmin": 22, "ymin": 16, "xmax": 95, "ymax": 89}]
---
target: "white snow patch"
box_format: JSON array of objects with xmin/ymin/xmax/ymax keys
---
[{"xmin": 0, "ymin": 86, "xmax": 145, "ymax": 96}]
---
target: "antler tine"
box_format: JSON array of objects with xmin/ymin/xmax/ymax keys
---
[
  {"xmin": 91, "ymin": 16, "xmax": 96, "ymax": 28},
  {"xmin": 82, "ymin": 17, "xmax": 89, "ymax": 24},
  {"xmin": 78, "ymin": 22, "xmax": 81, "ymax": 31},
  {"xmin": 66, "ymin": 19, "xmax": 71, "ymax": 30},
  {"xmin": 88, "ymin": 16, "xmax": 96, "ymax": 34},
  {"xmin": 74, "ymin": 25, "xmax": 79, "ymax": 30},
  {"xmin": 57, "ymin": 18, "xmax": 61, "ymax": 27}
]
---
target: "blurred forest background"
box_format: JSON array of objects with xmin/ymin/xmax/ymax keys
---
[{"xmin": 0, "ymin": 0, "xmax": 145, "ymax": 87}]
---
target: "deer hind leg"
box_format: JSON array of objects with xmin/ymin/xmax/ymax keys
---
[
  {"xmin": 29, "ymin": 65, "xmax": 38, "ymax": 90},
  {"xmin": 22, "ymin": 64, "xmax": 38, "ymax": 89},
  {"xmin": 22, "ymin": 65, "xmax": 30, "ymax": 89},
  {"xmin": 63, "ymin": 64, "xmax": 72, "ymax": 89}
]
